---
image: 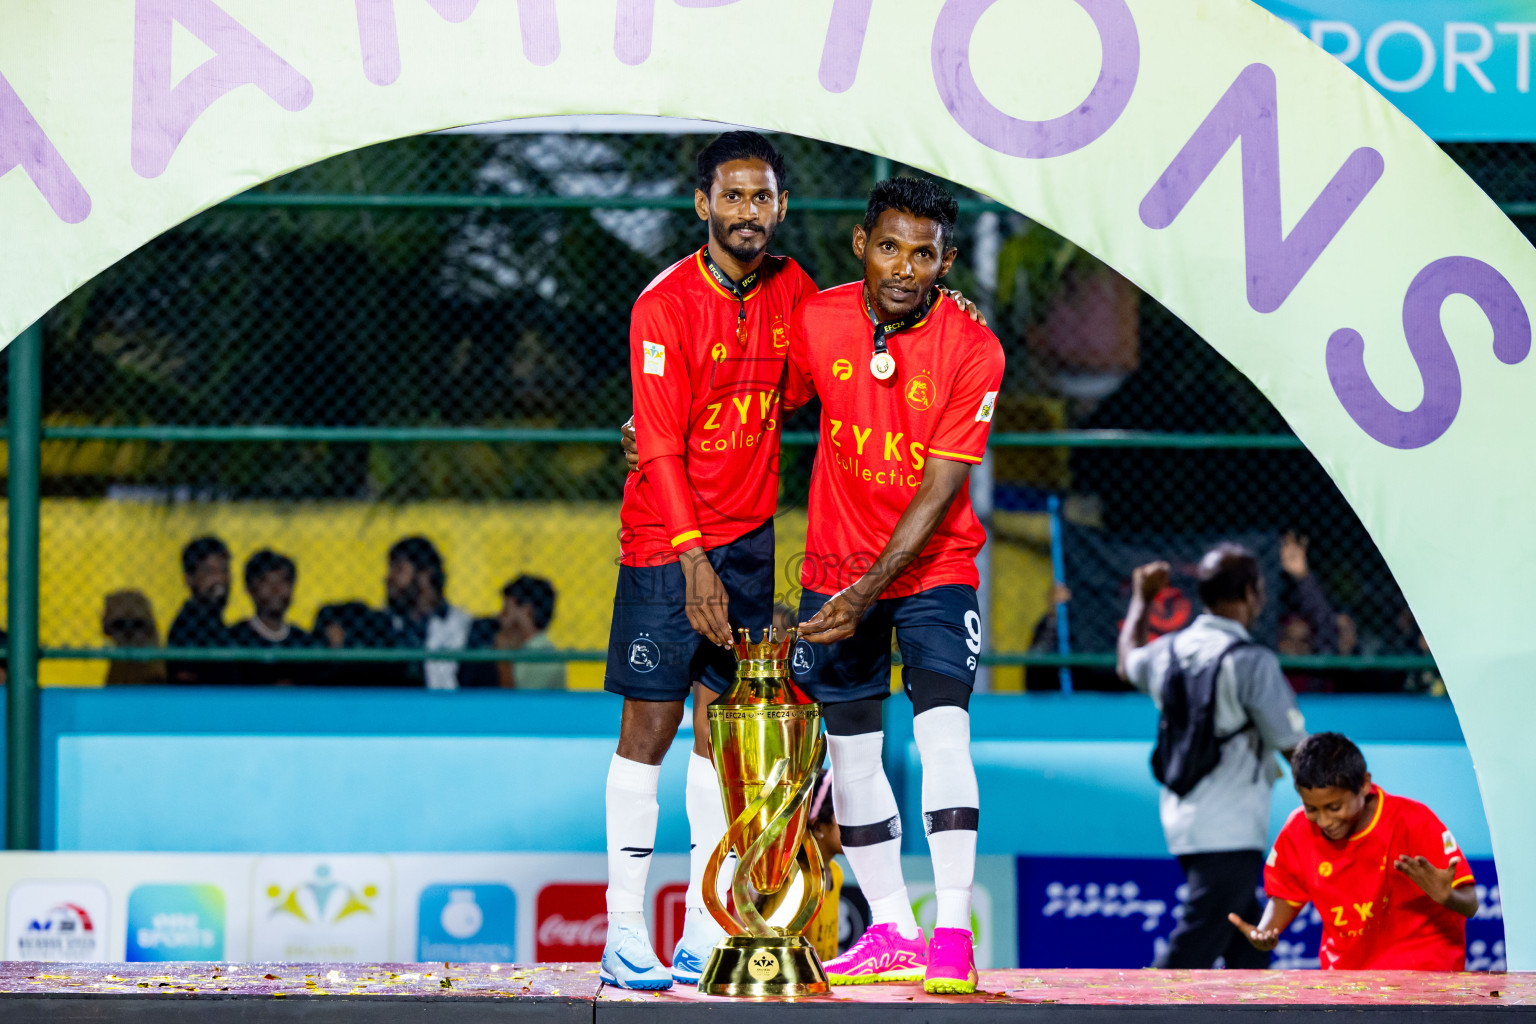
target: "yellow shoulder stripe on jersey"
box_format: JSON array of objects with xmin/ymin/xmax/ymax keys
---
[
  {"xmin": 1452, "ymin": 874, "xmax": 1476, "ymax": 888},
  {"xmin": 671, "ymin": 530, "xmax": 703, "ymax": 547},
  {"xmin": 927, "ymin": 448, "xmax": 985, "ymax": 464}
]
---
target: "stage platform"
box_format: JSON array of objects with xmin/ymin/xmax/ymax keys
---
[{"xmin": 0, "ymin": 962, "xmax": 1531, "ymax": 1022}]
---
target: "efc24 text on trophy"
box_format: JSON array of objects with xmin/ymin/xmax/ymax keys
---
[{"xmin": 699, "ymin": 627, "xmax": 830, "ymax": 998}]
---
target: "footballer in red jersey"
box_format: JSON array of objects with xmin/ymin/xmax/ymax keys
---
[
  {"xmin": 783, "ymin": 178, "xmax": 1004, "ymax": 995},
  {"xmin": 601, "ymin": 133, "xmax": 815, "ymax": 990},
  {"xmin": 1232, "ymin": 733, "xmax": 1478, "ymax": 971}
]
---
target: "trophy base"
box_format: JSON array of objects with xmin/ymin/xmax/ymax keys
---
[{"xmin": 698, "ymin": 935, "xmax": 829, "ymax": 999}]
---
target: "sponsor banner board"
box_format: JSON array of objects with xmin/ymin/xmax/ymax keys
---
[{"xmin": 1016, "ymin": 856, "xmax": 1505, "ymax": 970}]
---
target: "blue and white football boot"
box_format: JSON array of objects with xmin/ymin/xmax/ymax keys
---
[
  {"xmin": 600, "ymin": 918, "xmax": 673, "ymax": 991},
  {"xmin": 670, "ymin": 907, "xmax": 726, "ymax": 985}
]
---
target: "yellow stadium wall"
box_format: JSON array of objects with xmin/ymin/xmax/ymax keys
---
[{"xmin": 0, "ymin": 501, "xmax": 1053, "ymax": 689}]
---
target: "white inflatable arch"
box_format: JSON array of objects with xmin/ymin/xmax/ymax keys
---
[{"xmin": 2, "ymin": 0, "xmax": 1533, "ymax": 965}]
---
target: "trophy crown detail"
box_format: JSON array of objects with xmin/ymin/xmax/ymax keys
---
[{"xmin": 733, "ymin": 626, "xmax": 797, "ymax": 664}]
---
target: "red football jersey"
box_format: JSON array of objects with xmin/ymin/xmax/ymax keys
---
[
  {"xmin": 622, "ymin": 247, "xmax": 817, "ymax": 566},
  {"xmin": 784, "ymin": 282, "xmax": 1005, "ymax": 598},
  {"xmin": 1264, "ymin": 787, "xmax": 1475, "ymax": 971}
]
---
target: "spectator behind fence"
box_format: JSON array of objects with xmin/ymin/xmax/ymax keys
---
[
  {"xmin": 229, "ymin": 550, "xmax": 316, "ymax": 686},
  {"xmin": 1277, "ymin": 532, "xmax": 1339, "ymax": 693},
  {"xmin": 1117, "ymin": 544, "xmax": 1307, "ymax": 970},
  {"xmin": 1231, "ymin": 732, "xmax": 1477, "ymax": 970},
  {"xmin": 465, "ymin": 575, "xmax": 564, "ymax": 689},
  {"xmin": 387, "ymin": 536, "xmax": 472, "ymax": 690},
  {"xmin": 166, "ymin": 536, "xmax": 233, "ymax": 684},
  {"xmin": 312, "ymin": 600, "xmax": 395, "ymax": 686},
  {"xmin": 102, "ymin": 589, "xmax": 164, "ymax": 685}
]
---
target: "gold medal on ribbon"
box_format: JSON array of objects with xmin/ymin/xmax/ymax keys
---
[{"xmin": 870, "ymin": 350, "xmax": 896, "ymax": 380}]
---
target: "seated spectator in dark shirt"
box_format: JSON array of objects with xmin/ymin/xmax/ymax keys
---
[
  {"xmin": 463, "ymin": 575, "xmax": 563, "ymax": 689},
  {"xmin": 102, "ymin": 589, "xmax": 165, "ymax": 685},
  {"xmin": 167, "ymin": 536, "xmax": 233, "ymax": 684},
  {"xmin": 387, "ymin": 536, "xmax": 472, "ymax": 690},
  {"xmin": 312, "ymin": 600, "xmax": 397, "ymax": 686},
  {"xmin": 229, "ymin": 549, "xmax": 316, "ymax": 685}
]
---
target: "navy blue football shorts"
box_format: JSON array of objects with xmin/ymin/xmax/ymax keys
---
[
  {"xmin": 604, "ymin": 519, "xmax": 775, "ymax": 701},
  {"xmin": 790, "ymin": 584, "xmax": 981, "ymax": 704}
]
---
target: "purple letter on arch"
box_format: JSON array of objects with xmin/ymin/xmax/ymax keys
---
[
  {"xmin": 932, "ymin": 0, "xmax": 1139, "ymax": 159},
  {"xmin": 819, "ymin": 0, "xmax": 873, "ymax": 94},
  {"xmin": 1140, "ymin": 63, "xmax": 1385, "ymax": 315},
  {"xmin": 132, "ymin": 0, "xmax": 314, "ymax": 179},
  {"xmin": 0, "ymin": 71, "xmax": 90, "ymax": 224},
  {"xmin": 616, "ymin": 0, "xmax": 740, "ymax": 67},
  {"xmin": 1326, "ymin": 256, "xmax": 1531, "ymax": 450},
  {"xmin": 357, "ymin": 0, "xmax": 558, "ymax": 86}
]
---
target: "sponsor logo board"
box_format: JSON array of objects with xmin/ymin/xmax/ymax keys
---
[
  {"xmin": 127, "ymin": 883, "xmax": 225, "ymax": 961},
  {"xmin": 417, "ymin": 884, "xmax": 515, "ymax": 963},
  {"xmin": 251, "ymin": 856, "xmax": 391, "ymax": 962},
  {"xmin": 536, "ymin": 883, "xmax": 606, "ymax": 962},
  {"xmin": 6, "ymin": 879, "xmax": 110, "ymax": 961}
]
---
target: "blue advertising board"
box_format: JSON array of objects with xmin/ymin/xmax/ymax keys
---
[
  {"xmin": 1257, "ymin": 2, "xmax": 1536, "ymax": 139},
  {"xmin": 1017, "ymin": 856, "xmax": 1505, "ymax": 970}
]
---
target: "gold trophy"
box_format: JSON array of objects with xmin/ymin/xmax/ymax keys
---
[{"xmin": 697, "ymin": 627, "xmax": 830, "ymax": 998}]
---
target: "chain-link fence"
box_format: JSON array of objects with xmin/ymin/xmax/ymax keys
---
[{"xmin": 14, "ymin": 130, "xmax": 1529, "ymax": 692}]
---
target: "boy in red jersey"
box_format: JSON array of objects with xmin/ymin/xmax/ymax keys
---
[
  {"xmin": 601, "ymin": 132, "xmax": 818, "ymax": 990},
  {"xmin": 1230, "ymin": 732, "xmax": 1478, "ymax": 970},
  {"xmin": 784, "ymin": 178, "xmax": 1005, "ymax": 994}
]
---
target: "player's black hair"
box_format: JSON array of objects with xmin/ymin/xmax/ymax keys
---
[
  {"xmin": 244, "ymin": 548, "xmax": 296, "ymax": 587},
  {"xmin": 1196, "ymin": 542, "xmax": 1261, "ymax": 607},
  {"xmin": 862, "ymin": 176, "xmax": 960, "ymax": 251},
  {"xmin": 389, "ymin": 535, "xmax": 446, "ymax": 594},
  {"xmin": 695, "ymin": 131, "xmax": 788, "ymax": 196},
  {"xmin": 503, "ymin": 574, "xmax": 556, "ymax": 631},
  {"xmin": 181, "ymin": 535, "xmax": 229, "ymax": 576},
  {"xmin": 1291, "ymin": 732, "xmax": 1369, "ymax": 793}
]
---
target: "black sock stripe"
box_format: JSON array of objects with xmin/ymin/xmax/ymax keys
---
[
  {"xmin": 620, "ymin": 846, "xmax": 653, "ymax": 858},
  {"xmin": 840, "ymin": 815, "xmax": 902, "ymax": 847},
  {"xmin": 923, "ymin": 807, "xmax": 979, "ymax": 835}
]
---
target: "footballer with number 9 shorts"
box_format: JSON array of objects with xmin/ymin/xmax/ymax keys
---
[{"xmin": 785, "ymin": 177, "xmax": 1005, "ymax": 994}]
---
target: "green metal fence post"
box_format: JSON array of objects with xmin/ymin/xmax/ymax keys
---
[{"xmin": 7, "ymin": 320, "xmax": 41, "ymax": 850}]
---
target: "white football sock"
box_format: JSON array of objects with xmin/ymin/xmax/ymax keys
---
[
  {"xmin": 606, "ymin": 754, "xmax": 661, "ymax": 919},
  {"xmin": 827, "ymin": 730, "xmax": 918, "ymax": 939},
  {"xmin": 914, "ymin": 707, "xmax": 979, "ymax": 931},
  {"xmin": 685, "ymin": 752, "xmax": 730, "ymax": 911}
]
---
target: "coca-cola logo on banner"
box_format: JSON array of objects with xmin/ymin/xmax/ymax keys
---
[{"xmin": 535, "ymin": 884, "xmax": 607, "ymax": 962}]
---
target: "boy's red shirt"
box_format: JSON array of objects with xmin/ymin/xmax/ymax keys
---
[
  {"xmin": 783, "ymin": 282, "xmax": 1005, "ymax": 598},
  {"xmin": 622, "ymin": 247, "xmax": 817, "ymax": 566},
  {"xmin": 1264, "ymin": 787, "xmax": 1475, "ymax": 971}
]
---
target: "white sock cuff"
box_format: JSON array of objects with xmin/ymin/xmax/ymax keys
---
[
  {"xmin": 913, "ymin": 706, "xmax": 971, "ymax": 752},
  {"xmin": 609, "ymin": 754, "xmax": 662, "ymax": 793},
  {"xmin": 687, "ymin": 751, "xmax": 717, "ymax": 786}
]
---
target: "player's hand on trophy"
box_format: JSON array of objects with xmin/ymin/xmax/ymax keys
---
[
  {"xmin": 798, "ymin": 585, "xmax": 871, "ymax": 644},
  {"xmin": 620, "ymin": 416, "xmax": 639, "ymax": 473},
  {"xmin": 1226, "ymin": 913, "xmax": 1281, "ymax": 952},
  {"xmin": 942, "ymin": 287, "xmax": 988, "ymax": 328},
  {"xmin": 681, "ymin": 549, "xmax": 733, "ymax": 647},
  {"xmin": 1132, "ymin": 561, "xmax": 1171, "ymax": 603}
]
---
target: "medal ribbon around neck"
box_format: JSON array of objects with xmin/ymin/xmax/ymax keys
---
[
  {"xmin": 701, "ymin": 246, "xmax": 760, "ymax": 345},
  {"xmin": 864, "ymin": 287, "xmax": 939, "ymax": 380}
]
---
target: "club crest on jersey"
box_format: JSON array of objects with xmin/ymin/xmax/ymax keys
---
[
  {"xmin": 791, "ymin": 641, "xmax": 814, "ymax": 674},
  {"xmin": 772, "ymin": 317, "xmax": 788, "ymax": 349},
  {"xmin": 1442, "ymin": 830, "xmax": 1457, "ymax": 855},
  {"xmin": 976, "ymin": 390, "xmax": 998, "ymax": 423},
  {"xmin": 629, "ymin": 635, "xmax": 661, "ymax": 673},
  {"xmin": 905, "ymin": 374, "xmax": 935, "ymax": 411},
  {"xmin": 643, "ymin": 341, "xmax": 665, "ymax": 376},
  {"xmin": 832, "ymin": 359, "xmax": 853, "ymax": 381},
  {"xmin": 1319, "ymin": 861, "xmax": 1333, "ymax": 877},
  {"xmin": 711, "ymin": 342, "xmax": 728, "ymax": 363}
]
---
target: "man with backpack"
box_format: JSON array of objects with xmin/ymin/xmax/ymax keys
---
[{"xmin": 1117, "ymin": 544, "xmax": 1308, "ymax": 969}]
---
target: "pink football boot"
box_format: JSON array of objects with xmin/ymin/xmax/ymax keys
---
[
  {"xmin": 923, "ymin": 927, "xmax": 978, "ymax": 994},
  {"xmin": 823, "ymin": 923, "xmax": 927, "ymax": 984}
]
